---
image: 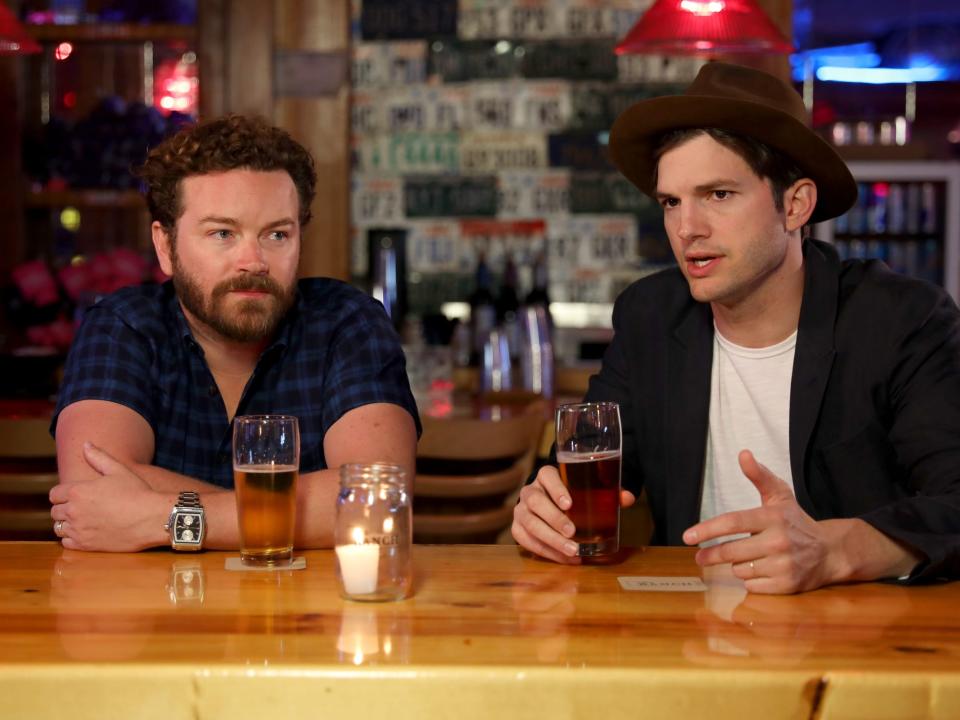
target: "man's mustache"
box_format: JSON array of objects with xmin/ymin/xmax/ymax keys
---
[{"xmin": 212, "ymin": 275, "xmax": 283, "ymax": 299}]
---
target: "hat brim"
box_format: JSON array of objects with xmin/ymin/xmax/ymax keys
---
[{"xmin": 608, "ymin": 95, "xmax": 857, "ymax": 224}]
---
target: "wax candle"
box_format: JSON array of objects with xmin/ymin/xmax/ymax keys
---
[{"xmin": 335, "ymin": 528, "xmax": 379, "ymax": 596}]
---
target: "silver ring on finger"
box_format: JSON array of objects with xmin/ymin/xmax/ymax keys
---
[{"xmin": 54, "ymin": 519, "xmax": 65, "ymax": 537}]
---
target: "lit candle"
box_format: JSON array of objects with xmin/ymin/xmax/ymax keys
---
[{"xmin": 335, "ymin": 527, "xmax": 379, "ymax": 596}]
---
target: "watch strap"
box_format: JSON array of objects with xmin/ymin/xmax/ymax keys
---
[{"xmin": 176, "ymin": 491, "xmax": 203, "ymax": 510}]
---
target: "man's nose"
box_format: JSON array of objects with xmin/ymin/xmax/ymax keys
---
[
  {"xmin": 236, "ymin": 236, "xmax": 269, "ymax": 274},
  {"xmin": 677, "ymin": 203, "xmax": 709, "ymax": 242}
]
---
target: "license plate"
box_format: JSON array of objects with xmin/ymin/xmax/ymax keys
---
[
  {"xmin": 351, "ymin": 175, "xmax": 405, "ymax": 225},
  {"xmin": 351, "ymin": 90, "xmax": 383, "ymax": 136},
  {"xmin": 459, "ymin": 0, "xmax": 566, "ymax": 39},
  {"xmin": 384, "ymin": 86, "xmax": 430, "ymax": 133},
  {"xmin": 407, "ymin": 220, "xmax": 463, "ymax": 272},
  {"xmin": 459, "ymin": 219, "xmax": 548, "ymax": 272},
  {"xmin": 429, "ymin": 39, "xmax": 520, "ymax": 82},
  {"xmin": 361, "ymin": 0, "xmax": 458, "ymax": 39},
  {"xmin": 549, "ymin": 215, "xmax": 637, "ymax": 268},
  {"xmin": 548, "ymin": 132, "xmax": 611, "ymax": 171},
  {"xmin": 519, "ymin": 81, "xmax": 572, "ymax": 131},
  {"xmin": 405, "ymin": 175, "xmax": 499, "ymax": 217},
  {"xmin": 352, "ymin": 41, "xmax": 427, "ymax": 88},
  {"xmin": 521, "ymin": 40, "xmax": 618, "ymax": 80},
  {"xmin": 461, "ymin": 131, "xmax": 548, "ymax": 172},
  {"xmin": 428, "ymin": 85, "xmax": 471, "ymax": 131},
  {"xmin": 497, "ymin": 170, "xmax": 571, "ymax": 217},
  {"xmin": 354, "ymin": 133, "xmax": 461, "ymax": 173},
  {"xmin": 569, "ymin": 172, "xmax": 610, "ymax": 213},
  {"xmin": 469, "ymin": 81, "xmax": 521, "ymax": 131}
]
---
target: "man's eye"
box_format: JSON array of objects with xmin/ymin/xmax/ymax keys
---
[
  {"xmin": 713, "ymin": 190, "xmax": 730, "ymax": 200},
  {"xmin": 661, "ymin": 198, "xmax": 679, "ymax": 209},
  {"xmin": 212, "ymin": 229, "xmax": 232, "ymax": 240},
  {"xmin": 267, "ymin": 231, "xmax": 288, "ymax": 242}
]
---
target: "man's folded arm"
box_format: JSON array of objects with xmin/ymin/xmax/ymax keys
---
[{"xmin": 54, "ymin": 399, "xmax": 417, "ymax": 551}]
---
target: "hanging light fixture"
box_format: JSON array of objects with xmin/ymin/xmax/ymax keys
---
[
  {"xmin": 616, "ymin": 0, "xmax": 793, "ymax": 56},
  {"xmin": 0, "ymin": 2, "xmax": 41, "ymax": 55}
]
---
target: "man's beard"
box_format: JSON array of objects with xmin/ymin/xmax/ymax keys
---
[{"xmin": 171, "ymin": 256, "xmax": 297, "ymax": 343}]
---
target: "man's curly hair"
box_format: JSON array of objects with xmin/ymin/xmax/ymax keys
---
[{"xmin": 138, "ymin": 114, "xmax": 317, "ymax": 236}]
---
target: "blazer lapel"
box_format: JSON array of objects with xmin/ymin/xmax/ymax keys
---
[
  {"xmin": 664, "ymin": 301, "xmax": 714, "ymax": 543},
  {"xmin": 790, "ymin": 240, "xmax": 839, "ymax": 515}
]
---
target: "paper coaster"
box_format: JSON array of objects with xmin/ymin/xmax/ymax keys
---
[
  {"xmin": 225, "ymin": 556, "xmax": 307, "ymax": 571},
  {"xmin": 618, "ymin": 576, "xmax": 707, "ymax": 592}
]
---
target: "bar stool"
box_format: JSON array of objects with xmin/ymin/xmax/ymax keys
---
[
  {"xmin": 414, "ymin": 398, "xmax": 545, "ymax": 544},
  {"xmin": 0, "ymin": 417, "xmax": 58, "ymax": 540}
]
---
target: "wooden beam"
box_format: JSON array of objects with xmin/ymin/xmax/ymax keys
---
[
  {"xmin": 274, "ymin": 0, "xmax": 351, "ymax": 281},
  {"xmin": 226, "ymin": 0, "xmax": 274, "ymax": 119}
]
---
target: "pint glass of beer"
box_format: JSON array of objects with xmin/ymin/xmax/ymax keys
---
[
  {"xmin": 232, "ymin": 415, "xmax": 300, "ymax": 567},
  {"xmin": 555, "ymin": 402, "xmax": 621, "ymax": 557}
]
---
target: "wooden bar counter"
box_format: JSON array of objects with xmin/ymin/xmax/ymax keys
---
[{"xmin": 1, "ymin": 543, "xmax": 958, "ymax": 720}]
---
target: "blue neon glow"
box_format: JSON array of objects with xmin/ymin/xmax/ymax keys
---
[
  {"xmin": 792, "ymin": 42, "xmax": 879, "ymax": 65},
  {"xmin": 816, "ymin": 66, "xmax": 948, "ymax": 83}
]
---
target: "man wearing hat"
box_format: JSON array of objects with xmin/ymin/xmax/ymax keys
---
[{"xmin": 513, "ymin": 62, "xmax": 960, "ymax": 593}]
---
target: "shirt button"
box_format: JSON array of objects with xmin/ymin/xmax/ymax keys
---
[
  {"xmin": 218, "ymin": 452, "xmax": 229, "ymax": 463},
  {"xmin": 208, "ymin": 385, "xmax": 218, "ymax": 397}
]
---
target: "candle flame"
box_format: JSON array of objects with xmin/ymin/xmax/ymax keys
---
[{"xmin": 351, "ymin": 527, "xmax": 365, "ymax": 545}]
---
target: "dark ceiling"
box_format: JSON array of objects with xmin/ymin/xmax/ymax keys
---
[{"xmin": 798, "ymin": 0, "xmax": 960, "ymax": 50}]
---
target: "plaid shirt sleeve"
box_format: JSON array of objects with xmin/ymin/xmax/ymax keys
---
[
  {"xmin": 319, "ymin": 294, "xmax": 420, "ymax": 437},
  {"xmin": 51, "ymin": 303, "xmax": 157, "ymax": 435}
]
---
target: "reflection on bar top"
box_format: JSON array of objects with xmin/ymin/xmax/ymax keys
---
[{"xmin": 441, "ymin": 301, "xmax": 614, "ymax": 329}]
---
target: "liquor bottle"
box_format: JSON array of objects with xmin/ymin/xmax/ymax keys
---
[
  {"xmin": 496, "ymin": 252, "xmax": 522, "ymax": 360},
  {"xmin": 468, "ymin": 252, "xmax": 496, "ymax": 365},
  {"xmin": 525, "ymin": 251, "xmax": 551, "ymax": 308},
  {"xmin": 496, "ymin": 252, "xmax": 520, "ymax": 323}
]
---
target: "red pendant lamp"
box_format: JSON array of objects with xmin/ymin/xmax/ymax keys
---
[
  {"xmin": 616, "ymin": 0, "xmax": 793, "ymax": 56},
  {"xmin": 0, "ymin": 2, "xmax": 41, "ymax": 55}
]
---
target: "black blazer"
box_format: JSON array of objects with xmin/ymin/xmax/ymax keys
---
[{"xmin": 585, "ymin": 239, "xmax": 960, "ymax": 581}]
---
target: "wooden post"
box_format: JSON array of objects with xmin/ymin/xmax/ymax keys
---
[{"xmin": 274, "ymin": 0, "xmax": 351, "ymax": 281}]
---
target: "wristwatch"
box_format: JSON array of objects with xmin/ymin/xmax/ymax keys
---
[{"xmin": 165, "ymin": 491, "xmax": 206, "ymax": 551}]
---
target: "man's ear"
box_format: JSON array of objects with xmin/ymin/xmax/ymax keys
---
[
  {"xmin": 151, "ymin": 221, "xmax": 174, "ymax": 277},
  {"xmin": 784, "ymin": 178, "xmax": 817, "ymax": 232}
]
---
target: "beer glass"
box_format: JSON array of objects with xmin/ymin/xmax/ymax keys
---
[
  {"xmin": 555, "ymin": 402, "xmax": 622, "ymax": 557},
  {"xmin": 232, "ymin": 415, "xmax": 300, "ymax": 567}
]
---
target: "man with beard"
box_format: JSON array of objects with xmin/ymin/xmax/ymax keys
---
[{"xmin": 49, "ymin": 115, "xmax": 419, "ymax": 552}]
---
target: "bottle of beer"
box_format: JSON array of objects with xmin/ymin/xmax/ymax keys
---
[{"xmin": 468, "ymin": 252, "xmax": 496, "ymax": 365}]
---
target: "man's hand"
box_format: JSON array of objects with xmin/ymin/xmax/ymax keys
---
[
  {"xmin": 512, "ymin": 465, "xmax": 635, "ymax": 564},
  {"xmin": 49, "ymin": 442, "xmax": 171, "ymax": 552},
  {"xmin": 682, "ymin": 449, "xmax": 842, "ymax": 594}
]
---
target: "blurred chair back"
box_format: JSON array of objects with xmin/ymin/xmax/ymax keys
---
[
  {"xmin": 0, "ymin": 417, "xmax": 58, "ymax": 540},
  {"xmin": 415, "ymin": 398, "xmax": 546, "ymax": 543}
]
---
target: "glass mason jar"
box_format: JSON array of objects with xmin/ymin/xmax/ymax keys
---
[{"xmin": 335, "ymin": 463, "xmax": 412, "ymax": 602}]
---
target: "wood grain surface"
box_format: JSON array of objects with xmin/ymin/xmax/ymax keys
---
[{"xmin": 0, "ymin": 543, "xmax": 957, "ymax": 720}]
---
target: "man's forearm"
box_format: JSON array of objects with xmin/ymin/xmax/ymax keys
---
[
  {"xmin": 134, "ymin": 464, "xmax": 339, "ymax": 550},
  {"xmin": 823, "ymin": 518, "xmax": 924, "ymax": 583}
]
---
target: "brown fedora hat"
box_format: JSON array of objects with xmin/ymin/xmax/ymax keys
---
[{"xmin": 608, "ymin": 62, "xmax": 857, "ymax": 223}]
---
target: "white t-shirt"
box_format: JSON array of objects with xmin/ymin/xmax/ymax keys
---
[{"xmin": 699, "ymin": 325, "xmax": 797, "ymax": 543}]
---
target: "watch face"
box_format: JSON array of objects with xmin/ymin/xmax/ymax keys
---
[{"xmin": 174, "ymin": 511, "xmax": 204, "ymax": 545}]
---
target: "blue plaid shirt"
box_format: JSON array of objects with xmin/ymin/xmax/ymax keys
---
[{"xmin": 52, "ymin": 279, "xmax": 420, "ymax": 488}]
